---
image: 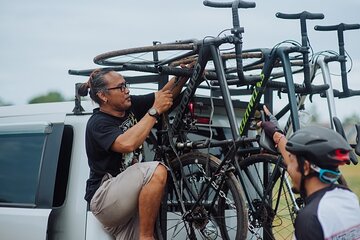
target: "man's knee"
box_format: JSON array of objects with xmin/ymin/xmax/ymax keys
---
[{"xmin": 151, "ymin": 164, "xmax": 167, "ymax": 186}]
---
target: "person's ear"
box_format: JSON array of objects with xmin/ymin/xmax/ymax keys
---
[
  {"xmin": 303, "ymin": 160, "xmax": 311, "ymax": 176},
  {"xmin": 97, "ymin": 91, "xmax": 108, "ymax": 103}
]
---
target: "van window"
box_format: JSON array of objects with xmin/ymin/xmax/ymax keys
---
[
  {"xmin": 0, "ymin": 122, "xmax": 67, "ymax": 208},
  {"xmin": 0, "ymin": 133, "xmax": 45, "ymax": 205}
]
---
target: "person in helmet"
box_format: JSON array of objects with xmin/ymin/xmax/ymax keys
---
[{"xmin": 260, "ymin": 105, "xmax": 360, "ymax": 240}]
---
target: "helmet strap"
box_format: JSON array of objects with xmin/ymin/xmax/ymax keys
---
[{"xmin": 297, "ymin": 156, "xmax": 308, "ymax": 199}]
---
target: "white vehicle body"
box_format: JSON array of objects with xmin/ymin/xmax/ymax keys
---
[{"xmin": 0, "ymin": 101, "xmax": 113, "ymax": 240}]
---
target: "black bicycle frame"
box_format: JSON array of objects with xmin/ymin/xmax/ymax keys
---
[{"xmin": 170, "ymin": 38, "xmax": 242, "ymax": 140}]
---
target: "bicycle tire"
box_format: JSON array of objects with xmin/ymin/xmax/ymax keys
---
[
  {"xmin": 157, "ymin": 151, "xmax": 248, "ymax": 240},
  {"xmin": 94, "ymin": 43, "xmax": 196, "ymax": 66},
  {"xmin": 237, "ymin": 153, "xmax": 299, "ymax": 240}
]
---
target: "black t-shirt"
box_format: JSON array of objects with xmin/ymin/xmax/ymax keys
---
[{"xmin": 84, "ymin": 93, "xmax": 154, "ymax": 202}]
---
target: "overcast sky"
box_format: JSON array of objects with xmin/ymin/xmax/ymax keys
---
[{"xmin": 1, "ymin": 0, "xmax": 359, "ymax": 122}]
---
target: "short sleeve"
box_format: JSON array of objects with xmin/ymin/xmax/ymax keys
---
[
  {"xmin": 90, "ymin": 117, "xmax": 123, "ymax": 152},
  {"xmin": 130, "ymin": 93, "xmax": 155, "ymax": 120}
]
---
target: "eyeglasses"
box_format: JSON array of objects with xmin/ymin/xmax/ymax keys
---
[
  {"xmin": 310, "ymin": 164, "xmax": 341, "ymax": 184},
  {"xmin": 106, "ymin": 82, "xmax": 130, "ymax": 92}
]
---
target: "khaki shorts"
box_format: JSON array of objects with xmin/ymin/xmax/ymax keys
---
[{"xmin": 90, "ymin": 161, "xmax": 162, "ymax": 240}]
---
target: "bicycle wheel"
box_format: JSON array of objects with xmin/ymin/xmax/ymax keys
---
[
  {"xmin": 94, "ymin": 42, "xmax": 196, "ymax": 66},
  {"xmin": 237, "ymin": 153, "xmax": 300, "ymax": 240},
  {"xmin": 157, "ymin": 151, "xmax": 248, "ymax": 240}
]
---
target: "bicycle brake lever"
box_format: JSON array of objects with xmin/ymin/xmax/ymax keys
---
[{"xmin": 309, "ymin": 93, "xmax": 314, "ymax": 103}]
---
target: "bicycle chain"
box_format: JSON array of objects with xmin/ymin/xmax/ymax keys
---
[
  {"xmin": 196, "ymin": 163, "xmax": 262, "ymax": 239},
  {"xmin": 196, "ymin": 163, "xmax": 236, "ymax": 209},
  {"xmin": 248, "ymin": 223, "xmax": 262, "ymax": 240},
  {"xmin": 197, "ymin": 163, "xmax": 263, "ymax": 240}
]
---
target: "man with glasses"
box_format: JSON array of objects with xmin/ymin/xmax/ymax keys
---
[
  {"xmin": 80, "ymin": 68, "xmax": 189, "ymax": 240},
  {"xmin": 260, "ymin": 106, "xmax": 360, "ymax": 239}
]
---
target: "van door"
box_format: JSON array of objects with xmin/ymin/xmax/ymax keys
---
[{"xmin": 0, "ymin": 122, "xmax": 64, "ymax": 240}]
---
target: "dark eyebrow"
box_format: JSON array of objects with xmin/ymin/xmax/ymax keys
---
[{"xmin": 111, "ymin": 82, "xmax": 126, "ymax": 88}]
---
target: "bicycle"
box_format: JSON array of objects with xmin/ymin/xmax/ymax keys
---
[
  {"xmin": 217, "ymin": 11, "xmax": 330, "ymax": 240},
  {"xmin": 239, "ymin": 14, "xmax": 360, "ymax": 239},
  {"xmin": 241, "ymin": 18, "xmax": 360, "ymax": 240},
  {"xmin": 221, "ymin": 11, "xmax": 359, "ymax": 240}
]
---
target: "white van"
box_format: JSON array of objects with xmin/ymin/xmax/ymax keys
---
[
  {"xmin": 0, "ymin": 78, "xmax": 247, "ymax": 240},
  {"xmin": 0, "ymin": 100, "xmax": 117, "ymax": 240}
]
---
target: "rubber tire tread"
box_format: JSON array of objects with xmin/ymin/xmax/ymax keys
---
[{"xmin": 94, "ymin": 43, "xmax": 195, "ymax": 66}]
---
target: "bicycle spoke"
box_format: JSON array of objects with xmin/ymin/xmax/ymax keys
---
[
  {"xmin": 160, "ymin": 152, "xmax": 247, "ymax": 240},
  {"xmin": 238, "ymin": 153, "xmax": 299, "ymax": 240}
]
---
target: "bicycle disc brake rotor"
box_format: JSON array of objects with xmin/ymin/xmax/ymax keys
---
[
  {"xmin": 191, "ymin": 206, "xmax": 209, "ymax": 229},
  {"xmin": 190, "ymin": 206, "xmax": 220, "ymax": 239},
  {"xmin": 249, "ymin": 199, "xmax": 275, "ymax": 228}
]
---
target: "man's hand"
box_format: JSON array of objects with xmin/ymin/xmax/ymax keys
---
[
  {"xmin": 153, "ymin": 89, "xmax": 173, "ymax": 115},
  {"xmin": 259, "ymin": 105, "xmax": 283, "ymax": 138},
  {"xmin": 261, "ymin": 121, "xmax": 283, "ymax": 139}
]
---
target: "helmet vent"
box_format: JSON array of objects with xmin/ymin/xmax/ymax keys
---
[{"xmin": 305, "ymin": 139, "xmax": 326, "ymax": 145}]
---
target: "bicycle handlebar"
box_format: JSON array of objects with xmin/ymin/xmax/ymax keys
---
[
  {"xmin": 69, "ymin": 67, "xmax": 125, "ymax": 76},
  {"xmin": 276, "ymin": 11, "xmax": 324, "ymax": 20},
  {"xmin": 268, "ymin": 80, "xmax": 329, "ymax": 94},
  {"xmin": 203, "ymin": 0, "xmax": 255, "ymax": 9},
  {"xmin": 324, "ymin": 55, "xmax": 346, "ymax": 64},
  {"xmin": 314, "ymin": 23, "xmax": 360, "ymax": 32},
  {"xmin": 331, "ymin": 89, "xmax": 360, "ymax": 98}
]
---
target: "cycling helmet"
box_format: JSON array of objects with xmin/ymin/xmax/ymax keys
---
[{"xmin": 285, "ymin": 126, "xmax": 351, "ymax": 170}]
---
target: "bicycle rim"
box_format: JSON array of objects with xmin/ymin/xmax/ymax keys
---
[
  {"xmin": 238, "ymin": 153, "xmax": 299, "ymax": 240},
  {"xmin": 93, "ymin": 43, "xmax": 196, "ymax": 66},
  {"xmin": 158, "ymin": 152, "xmax": 248, "ymax": 240}
]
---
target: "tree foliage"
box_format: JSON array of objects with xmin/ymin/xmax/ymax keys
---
[
  {"xmin": 28, "ymin": 91, "xmax": 65, "ymax": 104},
  {"xmin": 0, "ymin": 97, "xmax": 11, "ymax": 106},
  {"xmin": 343, "ymin": 113, "xmax": 360, "ymax": 126}
]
